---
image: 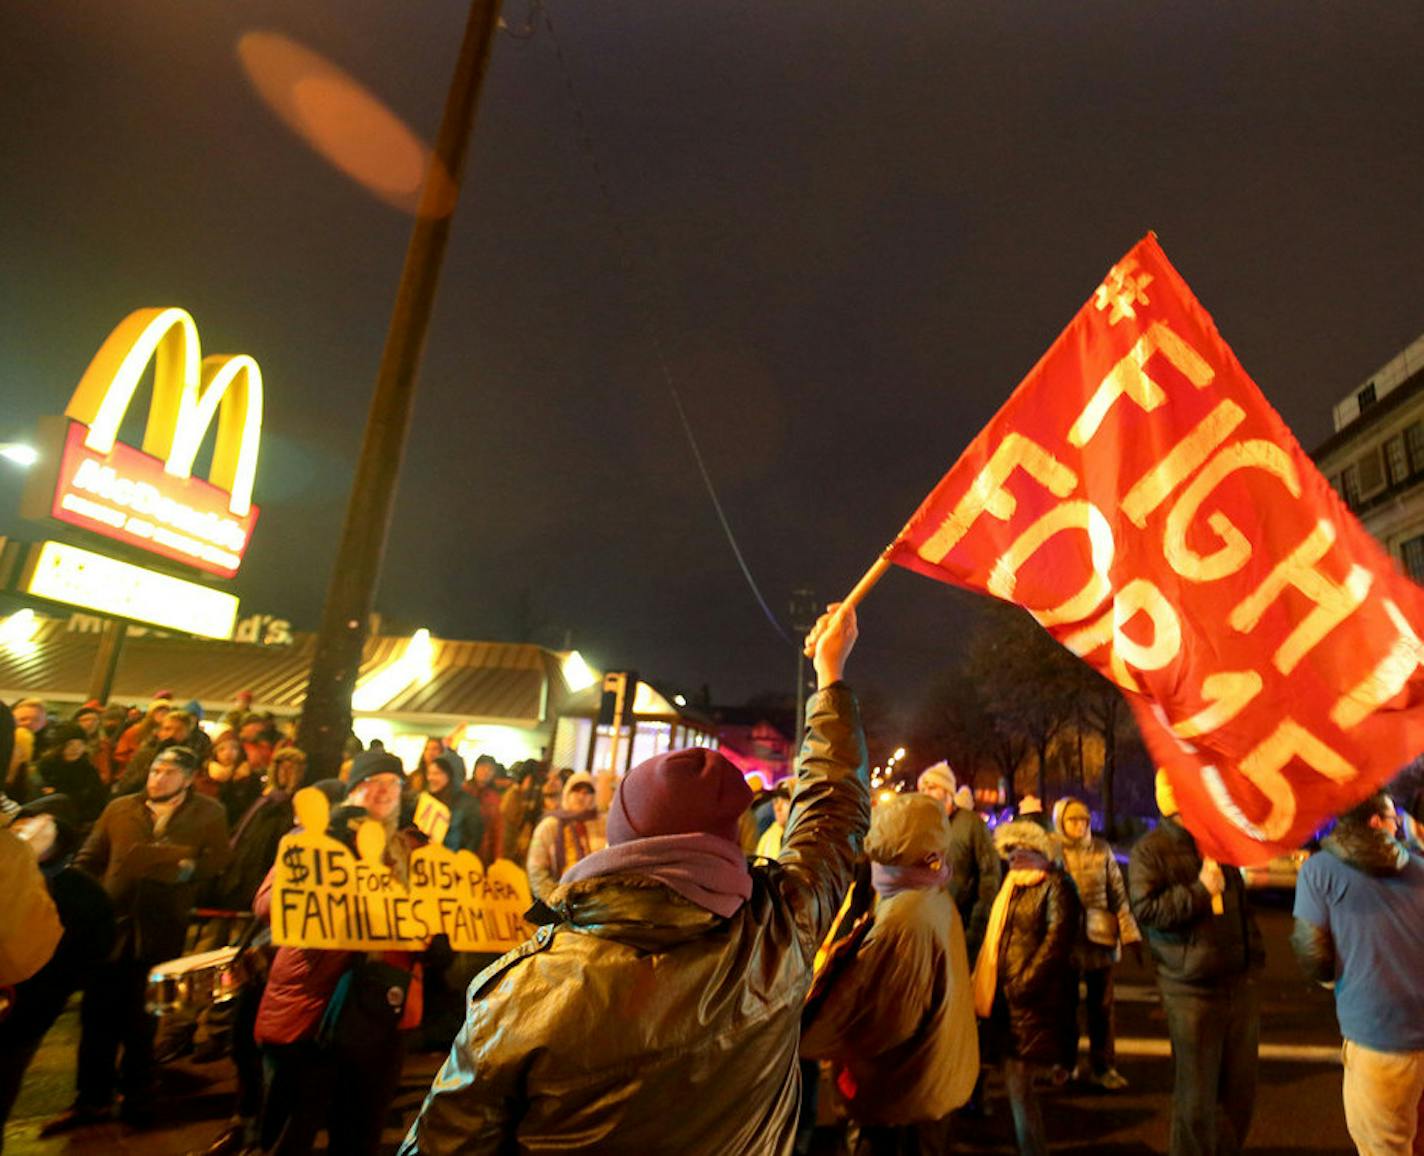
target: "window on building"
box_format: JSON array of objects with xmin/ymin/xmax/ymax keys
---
[
  {"xmin": 1403, "ymin": 535, "xmax": 1424, "ymax": 583},
  {"xmin": 1358, "ymin": 383, "xmax": 1378, "ymax": 412},
  {"xmin": 1340, "ymin": 464, "xmax": 1361, "ymax": 508},
  {"xmin": 1407, "ymin": 423, "xmax": 1424, "ymax": 473},
  {"xmin": 1386, "ymin": 436, "xmax": 1410, "ymax": 486},
  {"xmin": 1357, "ymin": 449, "xmax": 1385, "ymax": 496}
]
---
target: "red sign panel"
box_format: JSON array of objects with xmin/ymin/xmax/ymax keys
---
[
  {"xmin": 49, "ymin": 420, "xmax": 259, "ymax": 579},
  {"xmin": 889, "ymin": 233, "xmax": 1424, "ymax": 864}
]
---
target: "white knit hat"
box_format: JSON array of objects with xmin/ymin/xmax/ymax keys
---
[{"xmin": 917, "ymin": 761, "xmax": 957, "ymax": 795}]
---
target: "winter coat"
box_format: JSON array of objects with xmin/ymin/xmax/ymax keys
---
[
  {"xmin": 1128, "ymin": 815, "xmax": 1263, "ymax": 989},
  {"xmin": 33, "ymin": 751, "xmax": 109, "ymax": 826},
  {"xmin": 0, "ymin": 828, "xmax": 62, "ymax": 985},
  {"xmin": 74, "ymin": 790, "xmax": 230, "ymax": 962},
  {"xmin": 985, "ymin": 863, "xmax": 1081, "ymax": 1064},
  {"xmin": 1060, "ymin": 834, "xmax": 1140, "ymax": 969},
  {"xmin": 114, "ymin": 736, "xmax": 201, "ymax": 796},
  {"xmin": 946, "ymin": 806, "xmax": 1001, "ymax": 957},
  {"xmin": 429, "ymin": 751, "xmax": 485, "ymax": 856},
  {"xmin": 801, "ymin": 886, "xmax": 977, "ymax": 1125},
  {"xmin": 219, "ymin": 769, "xmax": 265, "ymax": 829},
  {"xmin": 208, "ymin": 789, "xmax": 296, "ymax": 912},
  {"xmin": 466, "ymin": 783, "xmax": 504, "ymax": 863},
  {"xmin": 397, "ymin": 683, "xmax": 870, "ymax": 1156},
  {"xmin": 4, "ymin": 861, "xmax": 115, "ymax": 1040}
]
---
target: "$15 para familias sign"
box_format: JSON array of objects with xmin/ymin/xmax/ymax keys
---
[{"xmin": 270, "ymin": 787, "xmax": 534, "ymax": 951}]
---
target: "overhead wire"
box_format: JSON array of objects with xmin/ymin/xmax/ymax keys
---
[{"xmin": 531, "ymin": 2, "xmax": 796, "ymax": 648}]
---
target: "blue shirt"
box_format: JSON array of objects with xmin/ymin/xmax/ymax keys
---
[{"xmin": 1294, "ymin": 847, "xmax": 1424, "ymax": 1052}]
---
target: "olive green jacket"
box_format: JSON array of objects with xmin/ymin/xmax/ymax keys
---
[
  {"xmin": 801, "ymin": 885, "xmax": 978, "ymax": 1125},
  {"xmin": 399, "ymin": 684, "xmax": 869, "ymax": 1155}
]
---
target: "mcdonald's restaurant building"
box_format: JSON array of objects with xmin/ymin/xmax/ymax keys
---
[
  {"xmin": 1, "ymin": 305, "xmax": 719, "ymax": 773},
  {"xmin": 0, "ymin": 608, "xmax": 635, "ymax": 771}
]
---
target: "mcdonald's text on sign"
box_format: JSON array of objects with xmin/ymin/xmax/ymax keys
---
[
  {"xmin": 23, "ymin": 306, "xmax": 263, "ymax": 582},
  {"xmin": 889, "ymin": 233, "xmax": 1424, "ymax": 865},
  {"xmin": 49, "ymin": 420, "xmax": 257, "ymax": 578}
]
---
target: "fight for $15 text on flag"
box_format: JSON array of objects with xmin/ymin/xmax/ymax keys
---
[{"xmin": 888, "ymin": 232, "xmax": 1424, "ymax": 864}]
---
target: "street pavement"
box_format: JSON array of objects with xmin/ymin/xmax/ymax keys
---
[{"xmin": 5, "ymin": 895, "xmax": 1355, "ymax": 1154}]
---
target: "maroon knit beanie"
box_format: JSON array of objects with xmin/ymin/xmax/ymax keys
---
[{"xmin": 607, "ymin": 747, "xmax": 753, "ymax": 845}]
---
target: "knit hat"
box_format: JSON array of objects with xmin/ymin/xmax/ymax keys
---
[
  {"xmin": 347, "ymin": 749, "xmax": 405, "ymax": 790},
  {"xmin": 1019, "ymin": 794, "xmax": 1044, "ymax": 816},
  {"xmin": 866, "ymin": 794, "xmax": 952, "ymax": 868},
  {"xmin": 607, "ymin": 747, "xmax": 752, "ymax": 846},
  {"xmin": 954, "ymin": 785, "xmax": 975, "ymax": 812},
  {"xmin": 917, "ymin": 761, "xmax": 957, "ymax": 795}
]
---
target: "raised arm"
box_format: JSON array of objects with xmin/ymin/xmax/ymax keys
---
[{"xmin": 776, "ymin": 604, "xmax": 871, "ymax": 959}]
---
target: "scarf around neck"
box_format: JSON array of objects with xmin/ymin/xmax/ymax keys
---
[
  {"xmin": 548, "ymin": 806, "xmax": 597, "ymax": 877},
  {"xmin": 871, "ymin": 860, "xmax": 951, "ymax": 899},
  {"xmin": 560, "ymin": 831, "xmax": 752, "ymax": 918},
  {"xmin": 971, "ymin": 866, "xmax": 1047, "ymax": 1017}
]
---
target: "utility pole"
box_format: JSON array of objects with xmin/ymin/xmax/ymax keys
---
[
  {"xmin": 298, "ymin": 0, "xmax": 504, "ymax": 776},
  {"xmin": 789, "ymin": 587, "xmax": 818, "ymax": 741}
]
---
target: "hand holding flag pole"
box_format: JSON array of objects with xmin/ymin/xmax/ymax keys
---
[{"xmin": 803, "ymin": 556, "xmax": 893, "ymax": 659}]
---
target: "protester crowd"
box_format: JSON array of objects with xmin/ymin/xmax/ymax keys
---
[{"xmin": 3, "ymin": 615, "xmax": 1424, "ymax": 1156}]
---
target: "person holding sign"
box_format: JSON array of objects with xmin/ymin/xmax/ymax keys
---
[
  {"xmin": 253, "ymin": 749, "xmax": 426, "ymax": 1156},
  {"xmin": 424, "ymin": 750, "xmax": 483, "ymax": 855},
  {"xmin": 399, "ymin": 604, "xmax": 870, "ymax": 1156},
  {"xmin": 1129, "ymin": 770, "xmax": 1264, "ymax": 1156}
]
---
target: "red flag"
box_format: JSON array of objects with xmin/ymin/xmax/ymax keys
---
[{"xmin": 889, "ymin": 232, "xmax": 1424, "ymax": 864}]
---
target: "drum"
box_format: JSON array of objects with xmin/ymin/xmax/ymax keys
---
[{"xmin": 146, "ymin": 946, "xmax": 244, "ymax": 1017}]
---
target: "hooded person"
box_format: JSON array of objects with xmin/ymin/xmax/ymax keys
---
[
  {"xmin": 399, "ymin": 603, "xmax": 870, "ymax": 1156},
  {"xmin": 1129, "ymin": 770, "xmax": 1263, "ymax": 1156},
  {"xmin": 974, "ymin": 818, "xmax": 1081, "ymax": 1156},
  {"xmin": 525, "ymin": 770, "xmax": 601, "ymax": 900},
  {"xmin": 0, "ymin": 795, "xmax": 115, "ymax": 1140},
  {"xmin": 1053, "ymin": 796, "xmax": 1141, "ymax": 1090},
  {"xmin": 801, "ymin": 793, "xmax": 978, "ymax": 1152},
  {"xmin": 424, "ymin": 750, "xmax": 484, "ymax": 855},
  {"xmin": 34, "ymin": 722, "xmax": 109, "ymax": 826}
]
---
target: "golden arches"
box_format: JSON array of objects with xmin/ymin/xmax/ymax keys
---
[{"xmin": 63, "ymin": 307, "xmax": 263, "ymax": 516}]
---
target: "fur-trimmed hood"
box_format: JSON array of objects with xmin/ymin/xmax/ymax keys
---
[
  {"xmin": 994, "ymin": 818, "xmax": 1057, "ymax": 860},
  {"xmin": 1322, "ymin": 822, "xmax": 1409, "ymax": 877}
]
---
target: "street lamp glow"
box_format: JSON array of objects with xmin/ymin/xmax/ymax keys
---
[
  {"xmin": 893, "ymin": 747, "xmax": 906, "ymax": 761},
  {"xmin": 0, "ymin": 443, "xmax": 38, "ymax": 467}
]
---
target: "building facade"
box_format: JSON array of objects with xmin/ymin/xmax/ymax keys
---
[{"xmin": 1314, "ymin": 332, "xmax": 1424, "ymax": 581}]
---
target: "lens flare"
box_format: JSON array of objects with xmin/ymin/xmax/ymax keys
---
[{"xmin": 236, "ymin": 30, "xmax": 455, "ymax": 217}]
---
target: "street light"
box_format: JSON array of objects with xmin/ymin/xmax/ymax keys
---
[{"xmin": 0, "ymin": 443, "xmax": 38, "ymax": 467}]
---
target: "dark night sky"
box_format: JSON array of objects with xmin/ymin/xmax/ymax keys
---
[{"xmin": 3, "ymin": 2, "xmax": 1423, "ymax": 720}]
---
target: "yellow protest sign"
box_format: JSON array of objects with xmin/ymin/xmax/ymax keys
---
[
  {"xmin": 412, "ymin": 791, "xmax": 451, "ymax": 847},
  {"xmin": 271, "ymin": 787, "xmax": 534, "ymax": 952}
]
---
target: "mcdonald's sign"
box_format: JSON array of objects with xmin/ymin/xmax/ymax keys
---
[{"xmin": 24, "ymin": 308, "xmax": 263, "ymax": 579}]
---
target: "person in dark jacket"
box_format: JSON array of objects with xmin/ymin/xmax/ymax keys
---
[
  {"xmin": 916, "ymin": 761, "xmax": 999, "ymax": 958},
  {"xmin": 41, "ymin": 746, "xmax": 230, "ymax": 1135},
  {"xmin": 33, "ymin": 722, "xmax": 108, "ymax": 826},
  {"xmin": 801, "ymin": 792, "xmax": 978, "ymax": 1154},
  {"xmin": 425, "ymin": 749, "xmax": 484, "ymax": 855},
  {"xmin": 973, "ymin": 818, "xmax": 1081, "ymax": 1156},
  {"xmin": 399, "ymin": 603, "xmax": 870, "ymax": 1156},
  {"xmin": 1292, "ymin": 791, "xmax": 1424, "ymax": 1155},
  {"xmin": 0, "ymin": 795, "xmax": 115, "ymax": 1149},
  {"xmin": 1129, "ymin": 770, "xmax": 1263, "ymax": 1156}
]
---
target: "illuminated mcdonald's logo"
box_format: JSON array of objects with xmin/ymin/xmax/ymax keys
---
[
  {"xmin": 65, "ymin": 307, "xmax": 262, "ymax": 517},
  {"xmin": 33, "ymin": 308, "xmax": 264, "ymax": 579}
]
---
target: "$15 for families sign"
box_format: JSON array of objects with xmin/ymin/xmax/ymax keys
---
[{"xmin": 271, "ymin": 787, "xmax": 534, "ymax": 951}]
